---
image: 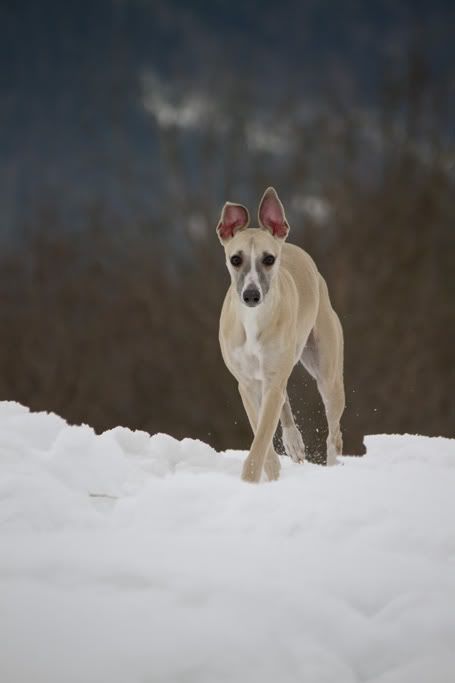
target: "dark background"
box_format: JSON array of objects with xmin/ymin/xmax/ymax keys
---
[{"xmin": 1, "ymin": 0, "xmax": 454, "ymax": 458}]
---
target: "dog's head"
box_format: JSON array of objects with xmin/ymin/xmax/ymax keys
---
[{"xmin": 216, "ymin": 187, "xmax": 290, "ymax": 308}]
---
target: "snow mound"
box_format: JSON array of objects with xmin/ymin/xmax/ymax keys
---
[{"xmin": 1, "ymin": 401, "xmax": 454, "ymax": 683}]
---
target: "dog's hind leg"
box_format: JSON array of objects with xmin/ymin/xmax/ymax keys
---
[
  {"xmin": 280, "ymin": 392, "xmax": 305, "ymax": 463},
  {"xmin": 238, "ymin": 382, "xmax": 281, "ymax": 481},
  {"xmin": 318, "ymin": 378, "xmax": 344, "ymax": 465},
  {"xmin": 301, "ymin": 321, "xmax": 345, "ymax": 466}
]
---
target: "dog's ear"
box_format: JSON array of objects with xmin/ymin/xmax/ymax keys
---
[
  {"xmin": 216, "ymin": 202, "xmax": 250, "ymax": 242},
  {"xmin": 258, "ymin": 187, "xmax": 289, "ymax": 240}
]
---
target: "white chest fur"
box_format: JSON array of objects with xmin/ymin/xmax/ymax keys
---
[{"xmin": 230, "ymin": 309, "xmax": 264, "ymax": 381}]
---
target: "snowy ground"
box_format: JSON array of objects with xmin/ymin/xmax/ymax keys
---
[{"xmin": 1, "ymin": 401, "xmax": 454, "ymax": 683}]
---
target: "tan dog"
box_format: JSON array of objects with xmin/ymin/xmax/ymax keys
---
[{"xmin": 217, "ymin": 187, "xmax": 345, "ymax": 482}]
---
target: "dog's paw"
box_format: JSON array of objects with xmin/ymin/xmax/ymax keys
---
[
  {"xmin": 326, "ymin": 451, "xmax": 343, "ymax": 467},
  {"xmin": 264, "ymin": 450, "xmax": 281, "ymax": 481},
  {"xmin": 241, "ymin": 455, "xmax": 262, "ymax": 483},
  {"xmin": 282, "ymin": 427, "xmax": 305, "ymax": 464},
  {"xmin": 326, "ymin": 439, "xmax": 344, "ymax": 466},
  {"xmin": 326, "ymin": 458, "xmax": 338, "ymax": 467}
]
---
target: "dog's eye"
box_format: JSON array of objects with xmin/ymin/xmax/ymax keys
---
[
  {"xmin": 230, "ymin": 255, "xmax": 242, "ymax": 267},
  {"xmin": 263, "ymin": 254, "xmax": 275, "ymax": 266}
]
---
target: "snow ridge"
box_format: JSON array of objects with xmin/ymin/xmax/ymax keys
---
[{"xmin": 1, "ymin": 401, "xmax": 454, "ymax": 683}]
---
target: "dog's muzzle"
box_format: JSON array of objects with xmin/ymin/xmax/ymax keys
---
[{"xmin": 242, "ymin": 287, "xmax": 261, "ymax": 307}]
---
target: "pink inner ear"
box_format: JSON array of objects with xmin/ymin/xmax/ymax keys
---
[
  {"xmin": 259, "ymin": 192, "xmax": 288, "ymax": 238},
  {"xmin": 218, "ymin": 204, "xmax": 248, "ymax": 240}
]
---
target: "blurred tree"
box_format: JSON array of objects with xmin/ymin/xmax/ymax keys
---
[{"xmin": 1, "ymin": 11, "xmax": 454, "ymax": 457}]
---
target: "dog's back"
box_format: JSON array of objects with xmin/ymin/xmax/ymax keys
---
[{"xmin": 281, "ymin": 242, "xmax": 344, "ymax": 387}]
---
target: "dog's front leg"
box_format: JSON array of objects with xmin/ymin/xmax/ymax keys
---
[
  {"xmin": 242, "ymin": 382, "xmax": 287, "ymax": 483},
  {"xmin": 238, "ymin": 382, "xmax": 281, "ymax": 482}
]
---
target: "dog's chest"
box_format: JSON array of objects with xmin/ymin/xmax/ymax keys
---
[{"xmin": 231, "ymin": 314, "xmax": 263, "ymax": 381}]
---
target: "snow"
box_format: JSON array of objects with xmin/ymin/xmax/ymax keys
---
[{"xmin": 1, "ymin": 401, "xmax": 454, "ymax": 683}]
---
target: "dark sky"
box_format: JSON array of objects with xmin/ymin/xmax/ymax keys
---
[
  {"xmin": 2, "ymin": 0, "xmax": 454, "ymax": 96},
  {"xmin": 1, "ymin": 0, "xmax": 454, "ymax": 238}
]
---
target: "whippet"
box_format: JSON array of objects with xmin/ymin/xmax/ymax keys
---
[{"xmin": 217, "ymin": 187, "xmax": 345, "ymax": 482}]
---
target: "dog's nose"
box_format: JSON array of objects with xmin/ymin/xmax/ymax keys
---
[{"xmin": 243, "ymin": 287, "xmax": 261, "ymax": 306}]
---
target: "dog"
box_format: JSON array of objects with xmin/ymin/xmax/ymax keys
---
[{"xmin": 217, "ymin": 187, "xmax": 345, "ymax": 482}]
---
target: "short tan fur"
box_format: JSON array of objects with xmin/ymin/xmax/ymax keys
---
[{"xmin": 217, "ymin": 187, "xmax": 345, "ymax": 482}]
